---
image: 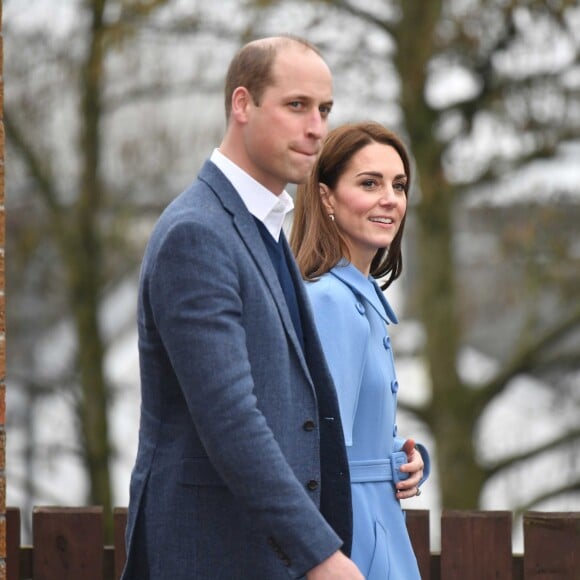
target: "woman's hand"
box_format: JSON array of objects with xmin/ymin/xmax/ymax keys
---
[{"xmin": 396, "ymin": 438, "xmax": 424, "ymax": 499}]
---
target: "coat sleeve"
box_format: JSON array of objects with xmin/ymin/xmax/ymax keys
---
[
  {"xmin": 305, "ymin": 277, "xmax": 369, "ymax": 446},
  {"xmin": 145, "ymin": 219, "xmax": 341, "ymax": 576}
]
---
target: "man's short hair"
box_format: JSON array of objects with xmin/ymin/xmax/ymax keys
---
[{"xmin": 224, "ymin": 35, "xmax": 322, "ymax": 121}]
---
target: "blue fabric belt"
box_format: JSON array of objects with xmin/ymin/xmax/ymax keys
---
[{"xmin": 349, "ymin": 452, "xmax": 408, "ymax": 483}]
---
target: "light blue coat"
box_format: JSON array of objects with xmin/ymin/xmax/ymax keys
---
[{"xmin": 305, "ymin": 262, "xmax": 430, "ymax": 580}]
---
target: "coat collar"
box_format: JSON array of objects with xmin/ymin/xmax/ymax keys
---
[{"xmin": 330, "ymin": 261, "xmax": 398, "ymax": 325}]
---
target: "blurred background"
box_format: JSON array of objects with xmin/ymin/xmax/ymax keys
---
[{"xmin": 4, "ymin": 0, "xmax": 580, "ymax": 550}]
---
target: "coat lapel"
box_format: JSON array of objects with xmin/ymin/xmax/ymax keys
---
[{"xmin": 330, "ymin": 262, "xmax": 398, "ymax": 325}]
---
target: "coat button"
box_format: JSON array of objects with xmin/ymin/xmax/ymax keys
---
[
  {"xmin": 303, "ymin": 420, "xmax": 315, "ymax": 431},
  {"xmin": 355, "ymin": 302, "xmax": 365, "ymax": 314},
  {"xmin": 383, "ymin": 336, "xmax": 391, "ymax": 349},
  {"xmin": 391, "ymin": 380, "xmax": 399, "ymax": 393},
  {"xmin": 307, "ymin": 479, "xmax": 319, "ymax": 491},
  {"xmin": 281, "ymin": 556, "xmax": 292, "ymax": 567}
]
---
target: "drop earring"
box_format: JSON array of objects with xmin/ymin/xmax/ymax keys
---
[{"xmin": 329, "ymin": 214, "xmax": 335, "ymax": 222}]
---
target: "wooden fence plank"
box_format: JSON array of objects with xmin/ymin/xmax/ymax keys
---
[
  {"xmin": 113, "ymin": 508, "xmax": 127, "ymax": 580},
  {"xmin": 513, "ymin": 554, "xmax": 524, "ymax": 580},
  {"xmin": 441, "ymin": 510, "xmax": 513, "ymax": 580},
  {"xmin": 406, "ymin": 509, "xmax": 431, "ymax": 580},
  {"xmin": 4, "ymin": 507, "xmax": 577, "ymax": 579},
  {"xmin": 33, "ymin": 506, "xmax": 104, "ymax": 580},
  {"xmin": 523, "ymin": 511, "xmax": 580, "ymax": 579},
  {"xmin": 6, "ymin": 507, "xmax": 19, "ymax": 580}
]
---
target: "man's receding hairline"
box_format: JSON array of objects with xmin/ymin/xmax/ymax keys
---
[{"xmin": 248, "ymin": 35, "xmax": 320, "ymax": 55}]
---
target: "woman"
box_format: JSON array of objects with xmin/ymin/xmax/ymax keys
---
[{"xmin": 291, "ymin": 121, "xmax": 430, "ymax": 580}]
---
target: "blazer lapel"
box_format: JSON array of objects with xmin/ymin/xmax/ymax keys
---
[{"xmin": 198, "ymin": 161, "xmax": 312, "ymax": 380}]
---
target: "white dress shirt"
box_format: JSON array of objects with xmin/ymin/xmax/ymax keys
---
[{"xmin": 210, "ymin": 149, "xmax": 294, "ymax": 242}]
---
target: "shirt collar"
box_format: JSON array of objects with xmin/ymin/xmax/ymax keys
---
[{"xmin": 210, "ymin": 149, "xmax": 294, "ymax": 241}]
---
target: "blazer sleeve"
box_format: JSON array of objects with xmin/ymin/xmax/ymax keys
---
[{"xmin": 145, "ymin": 219, "xmax": 342, "ymax": 575}]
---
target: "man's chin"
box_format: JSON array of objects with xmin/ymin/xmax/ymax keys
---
[
  {"xmin": 288, "ymin": 161, "xmax": 316, "ymax": 184},
  {"xmin": 287, "ymin": 172, "xmax": 311, "ymax": 186}
]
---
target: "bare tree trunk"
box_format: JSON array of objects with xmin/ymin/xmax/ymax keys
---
[
  {"xmin": 394, "ymin": 0, "xmax": 485, "ymax": 508},
  {"xmin": 68, "ymin": 0, "xmax": 113, "ymax": 538}
]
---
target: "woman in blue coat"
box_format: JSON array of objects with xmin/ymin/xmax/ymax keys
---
[{"xmin": 291, "ymin": 121, "xmax": 430, "ymax": 579}]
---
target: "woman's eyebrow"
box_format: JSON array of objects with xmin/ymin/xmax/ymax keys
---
[
  {"xmin": 355, "ymin": 171, "xmax": 383, "ymax": 178},
  {"xmin": 354, "ymin": 171, "xmax": 407, "ymax": 180}
]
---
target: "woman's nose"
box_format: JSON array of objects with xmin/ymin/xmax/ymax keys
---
[{"xmin": 379, "ymin": 186, "xmax": 396, "ymax": 205}]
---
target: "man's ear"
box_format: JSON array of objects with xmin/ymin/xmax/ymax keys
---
[
  {"xmin": 231, "ymin": 87, "xmax": 252, "ymax": 123},
  {"xmin": 319, "ymin": 183, "xmax": 335, "ymax": 214}
]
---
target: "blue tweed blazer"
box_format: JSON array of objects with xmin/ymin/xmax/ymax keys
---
[{"xmin": 122, "ymin": 161, "xmax": 352, "ymax": 579}]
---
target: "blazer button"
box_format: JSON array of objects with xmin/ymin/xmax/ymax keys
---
[
  {"xmin": 306, "ymin": 479, "xmax": 319, "ymax": 491},
  {"xmin": 383, "ymin": 336, "xmax": 391, "ymax": 350},
  {"xmin": 303, "ymin": 420, "xmax": 315, "ymax": 431},
  {"xmin": 391, "ymin": 380, "xmax": 399, "ymax": 393},
  {"xmin": 355, "ymin": 302, "xmax": 365, "ymax": 314}
]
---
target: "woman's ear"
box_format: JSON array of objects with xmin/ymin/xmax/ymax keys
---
[{"xmin": 319, "ymin": 183, "xmax": 335, "ymax": 214}]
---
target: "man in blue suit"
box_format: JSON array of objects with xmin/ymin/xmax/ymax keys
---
[{"xmin": 122, "ymin": 36, "xmax": 363, "ymax": 579}]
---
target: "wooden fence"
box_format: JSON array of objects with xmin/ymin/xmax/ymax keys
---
[{"xmin": 6, "ymin": 507, "xmax": 580, "ymax": 579}]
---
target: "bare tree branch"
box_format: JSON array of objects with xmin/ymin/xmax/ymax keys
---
[
  {"xmin": 474, "ymin": 304, "xmax": 580, "ymax": 409},
  {"xmin": 3, "ymin": 111, "xmax": 62, "ymax": 214},
  {"xmin": 484, "ymin": 427, "xmax": 580, "ymax": 480},
  {"xmin": 105, "ymin": 78, "xmax": 221, "ymax": 112},
  {"xmin": 318, "ymin": 0, "xmax": 397, "ymax": 33},
  {"xmin": 515, "ymin": 479, "xmax": 580, "ymax": 518}
]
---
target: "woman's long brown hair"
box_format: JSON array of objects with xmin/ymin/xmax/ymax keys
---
[{"xmin": 290, "ymin": 121, "xmax": 411, "ymax": 289}]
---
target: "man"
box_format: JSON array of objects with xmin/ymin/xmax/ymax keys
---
[{"xmin": 122, "ymin": 36, "xmax": 363, "ymax": 579}]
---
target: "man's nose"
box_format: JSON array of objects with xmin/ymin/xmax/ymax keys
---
[{"xmin": 306, "ymin": 110, "xmax": 326, "ymax": 139}]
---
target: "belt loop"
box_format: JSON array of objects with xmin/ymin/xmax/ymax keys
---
[{"xmin": 390, "ymin": 450, "xmax": 410, "ymax": 484}]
